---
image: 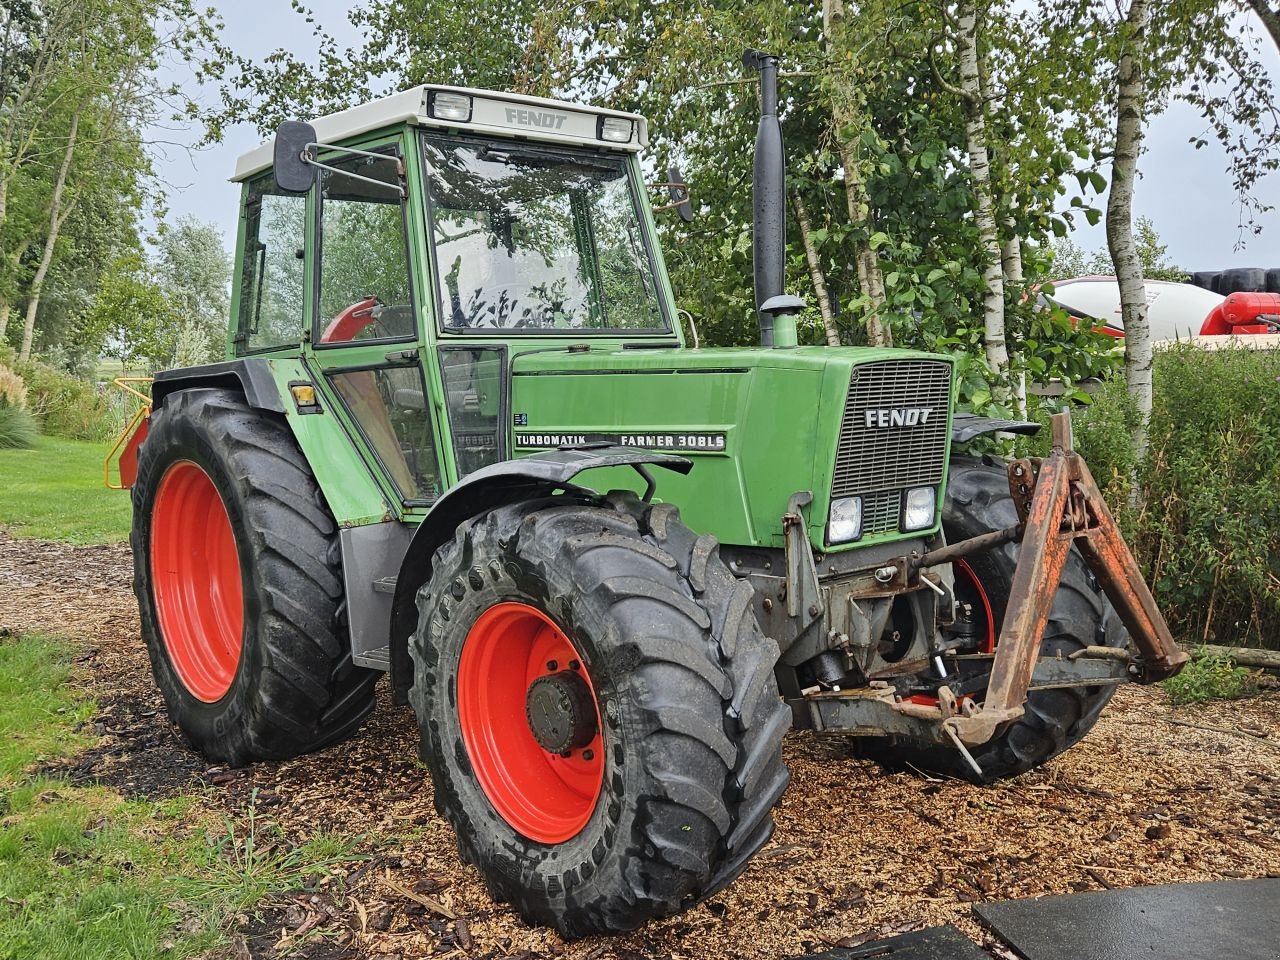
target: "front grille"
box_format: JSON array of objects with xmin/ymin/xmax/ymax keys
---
[{"xmin": 832, "ymin": 360, "xmax": 952, "ymax": 537}]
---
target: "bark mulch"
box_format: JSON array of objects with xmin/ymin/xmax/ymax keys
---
[{"xmin": 3, "ymin": 532, "xmax": 1278, "ymax": 960}]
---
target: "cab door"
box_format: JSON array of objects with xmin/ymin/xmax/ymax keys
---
[{"xmin": 305, "ymin": 137, "xmax": 447, "ymax": 512}]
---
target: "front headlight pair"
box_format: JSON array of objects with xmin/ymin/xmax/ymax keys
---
[{"xmin": 826, "ymin": 486, "xmax": 936, "ymax": 544}]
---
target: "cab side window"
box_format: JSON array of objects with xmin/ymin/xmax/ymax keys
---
[
  {"xmin": 315, "ymin": 148, "xmax": 416, "ymax": 344},
  {"xmin": 236, "ymin": 178, "xmax": 306, "ymax": 354}
]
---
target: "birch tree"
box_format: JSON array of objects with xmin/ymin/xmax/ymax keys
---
[
  {"xmin": 1243, "ymin": 1, "xmax": 1280, "ymax": 50},
  {"xmin": 1105, "ymin": 0, "xmax": 1153, "ymax": 456}
]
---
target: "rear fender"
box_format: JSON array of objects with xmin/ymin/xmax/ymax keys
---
[
  {"xmin": 150, "ymin": 358, "xmax": 391, "ymax": 527},
  {"xmin": 387, "ymin": 447, "xmax": 693, "ymax": 703}
]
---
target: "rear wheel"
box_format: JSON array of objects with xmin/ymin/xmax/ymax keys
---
[
  {"xmin": 132, "ymin": 388, "xmax": 378, "ymax": 765},
  {"xmin": 863, "ymin": 456, "xmax": 1125, "ymax": 783},
  {"xmin": 410, "ymin": 491, "xmax": 790, "ymax": 937}
]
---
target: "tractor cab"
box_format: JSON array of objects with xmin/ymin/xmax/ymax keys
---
[{"xmin": 224, "ymin": 87, "xmax": 676, "ymax": 511}]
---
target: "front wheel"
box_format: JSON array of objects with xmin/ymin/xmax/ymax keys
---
[{"xmin": 410, "ymin": 492, "xmax": 790, "ymax": 937}]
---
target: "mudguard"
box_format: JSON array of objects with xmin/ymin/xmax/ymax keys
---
[
  {"xmin": 951, "ymin": 411, "xmax": 1041, "ymax": 444},
  {"xmin": 152, "ymin": 359, "xmax": 285, "ymax": 412},
  {"xmin": 387, "ymin": 446, "xmax": 693, "ymax": 702}
]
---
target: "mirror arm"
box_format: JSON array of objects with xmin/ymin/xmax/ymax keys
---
[{"xmin": 302, "ymin": 142, "xmax": 408, "ymax": 200}]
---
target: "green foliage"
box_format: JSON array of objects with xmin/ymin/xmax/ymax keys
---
[
  {"xmin": 1161, "ymin": 647, "xmax": 1256, "ymax": 705},
  {"xmin": 1078, "ymin": 346, "xmax": 1280, "ymax": 648},
  {"xmin": 1136, "ymin": 345, "xmax": 1280, "ymax": 647},
  {"xmin": 0, "ymin": 435, "xmax": 133, "ymax": 543},
  {"xmin": 76, "ymin": 255, "xmax": 181, "ymax": 370},
  {"xmin": 1050, "ymin": 216, "xmax": 1187, "ymax": 282},
  {"xmin": 13, "ymin": 359, "xmax": 116, "ymax": 441},
  {"xmin": 0, "ymin": 404, "xmax": 39, "ymax": 449},
  {"xmin": 1066, "ymin": 372, "xmax": 1142, "ymax": 510}
]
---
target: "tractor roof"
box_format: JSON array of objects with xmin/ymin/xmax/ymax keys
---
[{"xmin": 231, "ymin": 84, "xmax": 649, "ymax": 182}]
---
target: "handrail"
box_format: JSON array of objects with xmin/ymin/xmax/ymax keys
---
[{"xmin": 103, "ymin": 377, "xmax": 154, "ymax": 490}]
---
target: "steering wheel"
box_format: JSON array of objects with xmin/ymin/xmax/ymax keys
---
[{"xmin": 321, "ymin": 296, "xmax": 383, "ymax": 343}]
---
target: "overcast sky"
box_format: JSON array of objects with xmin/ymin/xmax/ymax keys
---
[{"xmin": 150, "ymin": 1, "xmax": 1280, "ymax": 274}]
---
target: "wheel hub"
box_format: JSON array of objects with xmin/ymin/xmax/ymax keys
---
[{"xmin": 525, "ymin": 671, "xmax": 597, "ymax": 754}]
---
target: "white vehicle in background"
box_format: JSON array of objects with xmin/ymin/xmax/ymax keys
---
[{"xmin": 1045, "ymin": 275, "xmax": 1280, "ymax": 346}]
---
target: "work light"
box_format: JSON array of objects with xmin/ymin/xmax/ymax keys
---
[
  {"xmin": 598, "ymin": 117, "xmax": 634, "ymax": 143},
  {"xmin": 429, "ymin": 92, "xmax": 473, "ymax": 122}
]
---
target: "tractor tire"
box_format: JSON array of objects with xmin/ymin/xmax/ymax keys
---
[
  {"xmin": 132, "ymin": 388, "xmax": 378, "ymax": 766},
  {"xmin": 410, "ymin": 490, "xmax": 790, "ymax": 937},
  {"xmin": 862, "ymin": 456, "xmax": 1125, "ymax": 783}
]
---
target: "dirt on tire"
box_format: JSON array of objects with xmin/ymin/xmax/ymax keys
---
[{"xmin": 3, "ymin": 531, "xmax": 1280, "ymax": 960}]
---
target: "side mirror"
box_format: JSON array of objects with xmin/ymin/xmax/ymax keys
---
[
  {"xmin": 667, "ymin": 165, "xmax": 694, "ymax": 223},
  {"xmin": 652, "ymin": 165, "xmax": 694, "ymax": 222},
  {"xmin": 273, "ymin": 120, "xmax": 318, "ymax": 193}
]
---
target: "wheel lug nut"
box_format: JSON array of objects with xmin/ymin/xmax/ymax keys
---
[
  {"xmin": 569, "ymin": 659, "xmax": 580, "ymax": 671},
  {"xmin": 547, "ymin": 660, "xmax": 558, "ymax": 671},
  {"xmin": 560, "ymin": 749, "xmax": 572, "ymax": 759},
  {"xmin": 582, "ymin": 749, "xmax": 594, "ymax": 761}
]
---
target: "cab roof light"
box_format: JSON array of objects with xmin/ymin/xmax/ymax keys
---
[
  {"xmin": 429, "ymin": 91, "xmax": 473, "ymax": 123},
  {"xmin": 598, "ymin": 116, "xmax": 634, "ymax": 144}
]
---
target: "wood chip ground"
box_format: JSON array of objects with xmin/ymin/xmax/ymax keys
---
[{"xmin": 2, "ymin": 532, "xmax": 1277, "ymax": 960}]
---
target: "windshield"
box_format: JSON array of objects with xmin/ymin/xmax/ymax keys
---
[{"xmin": 422, "ymin": 133, "xmax": 669, "ymax": 333}]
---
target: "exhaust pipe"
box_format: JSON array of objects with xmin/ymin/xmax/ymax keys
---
[{"xmin": 744, "ymin": 49, "xmax": 785, "ymax": 347}]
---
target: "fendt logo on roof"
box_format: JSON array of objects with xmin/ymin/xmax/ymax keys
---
[
  {"xmin": 864, "ymin": 407, "xmax": 935, "ymax": 429},
  {"xmin": 504, "ymin": 107, "xmax": 568, "ymax": 130}
]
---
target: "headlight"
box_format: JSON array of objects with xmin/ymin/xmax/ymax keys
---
[
  {"xmin": 902, "ymin": 486, "xmax": 937, "ymax": 531},
  {"xmin": 828, "ymin": 496, "xmax": 863, "ymax": 543},
  {"xmin": 598, "ymin": 116, "xmax": 634, "ymax": 143}
]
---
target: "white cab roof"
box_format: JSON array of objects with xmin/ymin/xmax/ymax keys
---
[{"xmin": 232, "ymin": 85, "xmax": 649, "ymax": 182}]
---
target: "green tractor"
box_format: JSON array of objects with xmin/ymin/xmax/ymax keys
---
[{"xmin": 114, "ymin": 54, "xmax": 1187, "ymax": 936}]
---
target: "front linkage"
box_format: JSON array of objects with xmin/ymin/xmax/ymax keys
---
[{"xmin": 804, "ymin": 412, "xmax": 1189, "ymax": 772}]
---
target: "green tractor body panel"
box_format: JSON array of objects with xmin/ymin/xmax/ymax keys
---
[{"xmin": 508, "ymin": 345, "xmax": 955, "ymax": 552}]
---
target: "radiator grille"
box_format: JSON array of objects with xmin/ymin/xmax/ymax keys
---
[{"xmin": 832, "ymin": 360, "xmax": 952, "ymax": 537}]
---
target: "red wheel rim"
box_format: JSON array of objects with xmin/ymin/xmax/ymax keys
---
[
  {"xmin": 954, "ymin": 558, "xmax": 996, "ymax": 654},
  {"xmin": 457, "ymin": 602, "xmax": 604, "ymax": 844},
  {"xmin": 150, "ymin": 461, "xmax": 244, "ymax": 703},
  {"xmin": 908, "ymin": 558, "xmax": 997, "ymax": 707}
]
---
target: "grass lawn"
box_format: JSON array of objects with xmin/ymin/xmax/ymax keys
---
[
  {"xmin": 0, "ymin": 634, "xmax": 218, "ymax": 958},
  {"xmin": 0, "ymin": 435, "xmax": 132, "ymax": 543},
  {"xmin": 0, "ymin": 633, "xmax": 367, "ymax": 959}
]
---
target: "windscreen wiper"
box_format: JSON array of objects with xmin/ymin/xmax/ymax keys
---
[{"xmin": 477, "ymin": 144, "xmax": 621, "ymax": 175}]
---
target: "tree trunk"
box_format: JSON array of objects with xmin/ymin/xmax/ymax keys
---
[
  {"xmin": 790, "ymin": 189, "xmax": 840, "ymax": 346},
  {"xmin": 824, "ymin": 0, "xmax": 892, "ymax": 347},
  {"xmin": 19, "ymin": 109, "xmax": 80, "ymax": 363},
  {"xmin": 956, "ymin": 0, "xmax": 1008, "ymax": 394},
  {"xmin": 1105, "ymin": 0, "xmax": 1152, "ymax": 460},
  {"xmin": 1193, "ymin": 644, "xmax": 1280, "ymax": 674},
  {"xmin": 0, "ymin": 294, "xmax": 9, "ymax": 341},
  {"xmin": 1245, "ymin": 1, "xmax": 1280, "ymax": 52},
  {"xmin": 1002, "ymin": 221, "xmax": 1028, "ymax": 417}
]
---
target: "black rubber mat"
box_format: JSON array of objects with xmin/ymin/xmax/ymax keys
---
[
  {"xmin": 974, "ymin": 879, "xmax": 1280, "ymax": 960},
  {"xmin": 798, "ymin": 924, "xmax": 988, "ymax": 959}
]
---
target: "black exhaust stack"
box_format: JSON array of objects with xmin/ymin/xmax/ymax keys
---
[{"xmin": 744, "ymin": 49, "xmax": 785, "ymax": 347}]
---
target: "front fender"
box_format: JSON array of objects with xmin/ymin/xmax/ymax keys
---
[{"xmin": 387, "ymin": 446, "xmax": 692, "ymax": 702}]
